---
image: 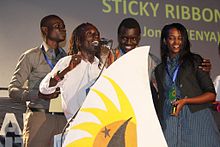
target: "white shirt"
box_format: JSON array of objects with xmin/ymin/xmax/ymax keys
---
[
  {"xmin": 39, "ymin": 55, "xmax": 101, "ymax": 120},
  {"xmin": 214, "ymin": 75, "xmax": 220, "ymax": 101}
]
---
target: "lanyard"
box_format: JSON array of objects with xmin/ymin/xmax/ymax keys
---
[
  {"xmin": 166, "ymin": 64, "xmax": 180, "ymax": 83},
  {"xmin": 41, "ymin": 45, "xmax": 55, "ymax": 69},
  {"xmin": 166, "ymin": 65, "xmax": 180, "ymax": 102},
  {"xmin": 119, "ymin": 48, "xmax": 126, "ymax": 56}
]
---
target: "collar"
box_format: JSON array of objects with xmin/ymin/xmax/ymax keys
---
[
  {"xmin": 118, "ymin": 46, "xmax": 138, "ymax": 56},
  {"xmin": 94, "ymin": 56, "xmax": 100, "ymax": 64},
  {"xmin": 42, "ymin": 41, "xmax": 65, "ymax": 57},
  {"xmin": 167, "ymin": 54, "xmax": 180, "ymax": 65},
  {"xmin": 81, "ymin": 55, "xmax": 100, "ymax": 64},
  {"xmin": 42, "ymin": 41, "xmax": 51, "ymax": 52},
  {"xmin": 119, "ymin": 47, "xmax": 126, "ymax": 56},
  {"xmin": 86, "ymin": 56, "xmax": 99, "ymax": 65},
  {"xmin": 42, "ymin": 41, "xmax": 61, "ymax": 53}
]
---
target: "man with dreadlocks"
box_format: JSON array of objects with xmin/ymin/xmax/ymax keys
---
[{"xmin": 39, "ymin": 22, "xmax": 103, "ymax": 121}]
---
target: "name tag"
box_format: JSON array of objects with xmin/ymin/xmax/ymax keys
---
[{"xmin": 168, "ymin": 86, "xmax": 176, "ymax": 102}]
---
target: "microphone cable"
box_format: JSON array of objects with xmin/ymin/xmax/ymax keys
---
[{"xmin": 60, "ymin": 50, "xmax": 109, "ymax": 146}]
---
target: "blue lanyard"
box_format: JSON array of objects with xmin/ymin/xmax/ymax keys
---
[
  {"xmin": 41, "ymin": 45, "xmax": 55, "ymax": 70},
  {"xmin": 119, "ymin": 48, "xmax": 126, "ymax": 56},
  {"xmin": 166, "ymin": 65, "xmax": 180, "ymax": 83}
]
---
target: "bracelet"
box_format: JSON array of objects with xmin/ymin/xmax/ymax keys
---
[
  {"xmin": 53, "ymin": 71, "xmax": 62, "ymax": 82},
  {"xmin": 53, "ymin": 74, "xmax": 61, "ymax": 82},
  {"xmin": 57, "ymin": 70, "xmax": 64, "ymax": 80}
]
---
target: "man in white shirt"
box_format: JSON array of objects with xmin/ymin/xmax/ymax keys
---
[{"xmin": 39, "ymin": 23, "xmax": 103, "ymax": 120}]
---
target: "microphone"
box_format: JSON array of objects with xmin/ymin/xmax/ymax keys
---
[{"xmin": 92, "ymin": 38, "xmax": 113, "ymax": 49}]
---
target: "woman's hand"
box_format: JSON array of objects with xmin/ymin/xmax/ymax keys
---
[
  {"xmin": 199, "ymin": 59, "xmax": 211, "ymax": 73},
  {"xmin": 171, "ymin": 98, "xmax": 187, "ymax": 116}
]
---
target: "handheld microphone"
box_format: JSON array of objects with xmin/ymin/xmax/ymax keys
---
[
  {"xmin": 100, "ymin": 38, "xmax": 112, "ymax": 44},
  {"xmin": 92, "ymin": 38, "xmax": 113, "ymax": 49}
]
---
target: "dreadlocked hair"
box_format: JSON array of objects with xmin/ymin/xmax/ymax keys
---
[{"xmin": 67, "ymin": 22, "xmax": 95, "ymax": 55}]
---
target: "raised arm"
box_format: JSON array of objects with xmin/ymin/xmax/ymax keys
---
[{"xmin": 39, "ymin": 55, "xmax": 81, "ymax": 98}]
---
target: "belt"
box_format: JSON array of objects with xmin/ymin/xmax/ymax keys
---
[{"xmin": 28, "ymin": 107, "xmax": 64, "ymax": 115}]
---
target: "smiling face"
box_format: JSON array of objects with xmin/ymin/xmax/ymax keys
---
[
  {"xmin": 165, "ymin": 28, "xmax": 183, "ymax": 57},
  {"xmin": 80, "ymin": 25, "xmax": 100, "ymax": 54},
  {"xmin": 118, "ymin": 27, "xmax": 140, "ymax": 53}
]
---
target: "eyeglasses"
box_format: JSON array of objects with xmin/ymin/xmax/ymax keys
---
[{"xmin": 50, "ymin": 23, "xmax": 65, "ymax": 30}]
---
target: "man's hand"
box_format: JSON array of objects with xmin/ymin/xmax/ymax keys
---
[
  {"xmin": 99, "ymin": 45, "xmax": 111, "ymax": 67},
  {"xmin": 199, "ymin": 59, "xmax": 211, "ymax": 72},
  {"xmin": 49, "ymin": 53, "xmax": 82, "ymax": 87},
  {"xmin": 68, "ymin": 54, "xmax": 81, "ymax": 70}
]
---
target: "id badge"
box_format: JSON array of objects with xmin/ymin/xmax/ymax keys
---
[
  {"xmin": 171, "ymin": 98, "xmax": 179, "ymax": 115},
  {"xmin": 168, "ymin": 86, "xmax": 176, "ymax": 102}
]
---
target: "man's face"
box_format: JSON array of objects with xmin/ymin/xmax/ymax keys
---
[
  {"xmin": 46, "ymin": 18, "xmax": 66, "ymax": 42},
  {"xmin": 80, "ymin": 25, "xmax": 100, "ymax": 54},
  {"xmin": 118, "ymin": 27, "xmax": 140, "ymax": 53}
]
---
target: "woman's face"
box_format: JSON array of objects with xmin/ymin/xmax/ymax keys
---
[{"xmin": 165, "ymin": 28, "xmax": 183, "ymax": 57}]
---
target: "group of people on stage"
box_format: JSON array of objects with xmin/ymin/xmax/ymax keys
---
[{"xmin": 8, "ymin": 14, "xmax": 220, "ymax": 147}]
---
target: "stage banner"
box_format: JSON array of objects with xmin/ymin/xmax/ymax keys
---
[{"xmin": 63, "ymin": 46, "xmax": 167, "ymax": 147}]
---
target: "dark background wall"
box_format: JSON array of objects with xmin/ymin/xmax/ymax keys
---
[{"xmin": 0, "ymin": 0, "xmax": 219, "ymax": 96}]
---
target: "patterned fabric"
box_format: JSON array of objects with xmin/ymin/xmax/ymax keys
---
[
  {"xmin": 161, "ymin": 55, "xmax": 220, "ymax": 147},
  {"xmin": 164, "ymin": 55, "xmax": 181, "ymax": 103}
]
